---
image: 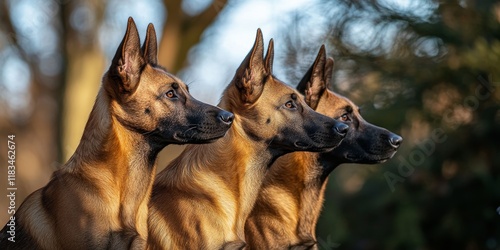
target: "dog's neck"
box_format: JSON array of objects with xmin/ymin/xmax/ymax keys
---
[
  {"xmin": 68, "ymin": 88, "xmax": 159, "ymax": 170},
  {"xmin": 247, "ymin": 151, "xmax": 341, "ymax": 246},
  {"xmin": 156, "ymin": 115, "xmax": 277, "ymax": 240},
  {"xmin": 295, "ymin": 152, "xmax": 341, "ymax": 240},
  {"xmin": 66, "ymin": 88, "xmax": 159, "ymax": 226}
]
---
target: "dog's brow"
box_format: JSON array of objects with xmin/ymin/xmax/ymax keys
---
[
  {"xmin": 291, "ymin": 93, "xmax": 297, "ymax": 100},
  {"xmin": 171, "ymin": 82, "xmax": 179, "ymax": 89},
  {"xmin": 151, "ymin": 64, "xmax": 168, "ymax": 72},
  {"xmin": 345, "ymin": 105, "xmax": 353, "ymax": 113}
]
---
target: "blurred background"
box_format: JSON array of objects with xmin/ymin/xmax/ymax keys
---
[{"xmin": 0, "ymin": 0, "xmax": 499, "ymax": 249}]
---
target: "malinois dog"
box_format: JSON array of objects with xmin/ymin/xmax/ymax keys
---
[
  {"xmin": 245, "ymin": 45, "xmax": 403, "ymax": 249},
  {"xmin": 0, "ymin": 17, "xmax": 233, "ymax": 250},
  {"xmin": 147, "ymin": 30, "xmax": 349, "ymax": 249}
]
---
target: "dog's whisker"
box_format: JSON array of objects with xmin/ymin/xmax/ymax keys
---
[
  {"xmin": 142, "ymin": 129, "xmax": 156, "ymax": 136},
  {"xmin": 182, "ymin": 126, "xmax": 198, "ymax": 135}
]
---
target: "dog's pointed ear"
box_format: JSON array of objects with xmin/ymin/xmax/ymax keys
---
[
  {"xmin": 142, "ymin": 23, "xmax": 158, "ymax": 65},
  {"xmin": 297, "ymin": 45, "xmax": 327, "ymax": 110},
  {"xmin": 325, "ymin": 57, "xmax": 334, "ymax": 90},
  {"xmin": 108, "ymin": 17, "xmax": 144, "ymax": 96},
  {"xmin": 264, "ymin": 38, "xmax": 274, "ymax": 74},
  {"xmin": 232, "ymin": 28, "xmax": 267, "ymax": 104}
]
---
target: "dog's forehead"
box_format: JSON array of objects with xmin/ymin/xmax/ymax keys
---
[
  {"xmin": 165, "ymin": 72, "xmax": 186, "ymax": 87},
  {"xmin": 328, "ymin": 90, "xmax": 359, "ymax": 112},
  {"xmin": 147, "ymin": 66, "xmax": 188, "ymax": 89},
  {"xmin": 267, "ymin": 77, "xmax": 297, "ymax": 96}
]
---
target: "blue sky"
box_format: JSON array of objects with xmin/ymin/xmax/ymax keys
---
[{"xmin": 1, "ymin": 0, "xmax": 436, "ymax": 112}]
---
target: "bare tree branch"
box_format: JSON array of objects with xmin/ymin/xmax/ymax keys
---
[
  {"xmin": 0, "ymin": 1, "xmax": 30, "ymax": 64},
  {"xmin": 159, "ymin": 0, "xmax": 229, "ymax": 72}
]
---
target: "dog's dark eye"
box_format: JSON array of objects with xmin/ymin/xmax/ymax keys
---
[
  {"xmin": 340, "ymin": 113, "xmax": 349, "ymax": 122},
  {"xmin": 284, "ymin": 100, "xmax": 296, "ymax": 109},
  {"xmin": 165, "ymin": 90, "xmax": 177, "ymax": 99}
]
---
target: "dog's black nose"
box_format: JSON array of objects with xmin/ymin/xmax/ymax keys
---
[
  {"xmin": 334, "ymin": 122, "xmax": 349, "ymax": 137},
  {"xmin": 388, "ymin": 133, "xmax": 403, "ymax": 148},
  {"xmin": 218, "ymin": 110, "xmax": 234, "ymax": 125}
]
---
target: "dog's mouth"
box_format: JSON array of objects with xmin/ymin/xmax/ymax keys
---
[
  {"xmin": 173, "ymin": 128, "xmax": 227, "ymax": 144},
  {"xmin": 294, "ymin": 141, "xmax": 311, "ymax": 149},
  {"xmin": 293, "ymin": 140, "xmax": 339, "ymax": 152},
  {"xmin": 172, "ymin": 133, "xmax": 191, "ymax": 143}
]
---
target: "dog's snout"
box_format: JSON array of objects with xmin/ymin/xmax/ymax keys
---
[
  {"xmin": 388, "ymin": 133, "xmax": 403, "ymax": 148},
  {"xmin": 218, "ymin": 110, "xmax": 234, "ymax": 125},
  {"xmin": 334, "ymin": 122, "xmax": 349, "ymax": 137}
]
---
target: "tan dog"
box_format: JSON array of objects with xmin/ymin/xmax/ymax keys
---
[
  {"xmin": 0, "ymin": 17, "xmax": 233, "ymax": 249},
  {"xmin": 245, "ymin": 45, "xmax": 402, "ymax": 249},
  {"xmin": 147, "ymin": 30, "xmax": 348, "ymax": 249}
]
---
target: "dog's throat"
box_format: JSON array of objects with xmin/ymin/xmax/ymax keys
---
[
  {"xmin": 111, "ymin": 116, "xmax": 162, "ymax": 168},
  {"xmin": 114, "ymin": 116, "xmax": 149, "ymax": 134},
  {"xmin": 240, "ymin": 121, "xmax": 267, "ymax": 143}
]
